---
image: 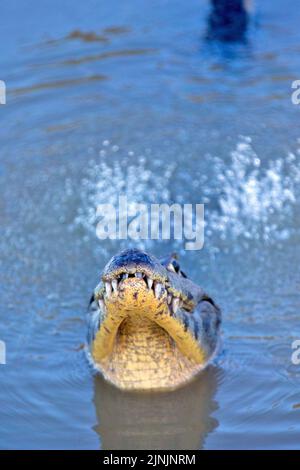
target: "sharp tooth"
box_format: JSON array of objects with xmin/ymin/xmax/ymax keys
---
[
  {"xmin": 172, "ymin": 297, "xmax": 180, "ymax": 313},
  {"xmin": 105, "ymin": 282, "xmax": 112, "ymax": 297},
  {"xmin": 112, "ymin": 279, "xmax": 118, "ymax": 292},
  {"xmin": 135, "ymin": 272, "xmax": 143, "ymax": 278},
  {"xmin": 154, "ymin": 282, "xmax": 163, "ymax": 299},
  {"xmin": 146, "ymin": 277, "xmax": 153, "ymax": 289},
  {"xmin": 122, "ymin": 273, "xmax": 128, "ymax": 279},
  {"xmin": 167, "ymin": 294, "xmax": 172, "ymax": 304},
  {"xmin": 98, "ymin": 299, "xmax": 106, "ymax": 313}
]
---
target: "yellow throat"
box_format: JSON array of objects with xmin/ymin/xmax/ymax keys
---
[{"xmin": 92, "ymin": 278, "xmax": 206, "ymax": 390}]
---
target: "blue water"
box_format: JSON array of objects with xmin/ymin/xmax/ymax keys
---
[{"xmin": 0, "ymin": 0, "xmax": 300, "ymax": 449}]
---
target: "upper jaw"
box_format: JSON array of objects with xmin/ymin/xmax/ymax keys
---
[
  {"xmin": 102, "ymin": 264, "xmax": 166, "ymax": 282},
  {"xmin": 96, "ymin": 268, "xmax": 186, "ymax": 316}
]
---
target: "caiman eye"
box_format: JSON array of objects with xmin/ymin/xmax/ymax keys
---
[
  {"xmin": 167, "ymin": 260, "xmax": 186, "ymax": 277},
  {"xmin": 172, "ymin": 260, "xmax": 181, "ymax": 273},
  {"xmin": 166, "ymin": 263, "xmax": 176, "ymax": 273}
]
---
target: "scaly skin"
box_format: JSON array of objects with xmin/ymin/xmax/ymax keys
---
[{"xmin": 87, "ymin": 249, "xmax": 221, "ymax": 391}]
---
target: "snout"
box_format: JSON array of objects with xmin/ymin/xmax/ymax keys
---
[{"xmin": 102, "ymin": 248, "xmax": 166, "ymax": 282}]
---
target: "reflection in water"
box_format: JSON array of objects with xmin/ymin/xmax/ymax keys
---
[
  {"xmin": 67, "ymin": 30, "xmax": 108, "ymax": 43},
  {"xmin": 93, "ymin": 367, "xmax": 220, "ymax": 450},
  {"xmin": 40, "ymin": 26, "xmax": 130, "ymax": 48},
  {"xmin": 12, "ymin": 75, "xmax": 107, "ymax": 97},
  {"xmin": 206, "ymin": 0, "xmax": 249, "ymax": 43},
  {"xmin": 60, "ymin": 49, "xmax": 157, "ymax": 67}
]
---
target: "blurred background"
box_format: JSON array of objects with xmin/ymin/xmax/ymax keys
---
[{"xmin": 0, "ymin": 0, "xmax": 300, "ymax": 449}]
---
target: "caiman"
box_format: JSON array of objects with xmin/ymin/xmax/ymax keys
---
[{"xmin": 87, "ymin": 248, "xmax": 221, "ymax": 391}]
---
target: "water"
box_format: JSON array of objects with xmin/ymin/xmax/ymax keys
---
[{"xmin": 0, "ymin": 0, "xmax": 300, "ymax": 449}]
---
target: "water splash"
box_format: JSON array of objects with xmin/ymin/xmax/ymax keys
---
[
  {"xmin": 207, "ymin": 136, "xmax": 300, "ymax": 246},
  {"xmin": 73, "ymin": 137, "xmax": 300, "ymax": 253},
  {"xmin": 73, "ymin": 143, "xmax": 175, "ymax": 251}
]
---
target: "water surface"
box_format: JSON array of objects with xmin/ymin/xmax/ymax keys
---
[{"xmin": 0, "ymin": 0, "xmax": 300, "ymax": 449}]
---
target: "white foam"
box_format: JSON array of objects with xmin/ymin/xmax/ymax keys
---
[
  {"xmin": 208, "ymin": 136, "xmax": 300, "ymax": 245},
  {"xmin": 73, "ymin": 138, "xmax": 300, "ymax": 252}
]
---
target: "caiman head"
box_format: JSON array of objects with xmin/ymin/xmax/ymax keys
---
[{"xmin": 87, "ymin": 248, "xmax": 221, "ymax": 391}]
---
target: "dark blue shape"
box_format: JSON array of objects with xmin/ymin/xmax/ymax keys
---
[{"xmin": 207, "ymin": 0, "xmax": 249, "ymax": 42}]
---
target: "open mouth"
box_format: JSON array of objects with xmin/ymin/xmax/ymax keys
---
[
  {"xmin": 90, "ymin": 266, "xmax": 210, "ymax": 390},
  {"xmin": 91, "ymin": 269, "xmax": 206, "ymax": 390},
  {"xmin": 88, "ymin": 249, "xmax": 219, "ymax": 390},
  {"xmin": 96, "ymin": 269, "xmax": 191, "ymax": 316}
]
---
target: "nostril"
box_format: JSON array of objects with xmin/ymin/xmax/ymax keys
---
[{"xmin": 118, "ymin": 249, "xmax": 153, "ymax": 267}]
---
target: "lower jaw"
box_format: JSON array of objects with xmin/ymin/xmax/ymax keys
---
[{"xmin": 94, "ymin": 316, "xmax": 203, "ymax": 391}]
